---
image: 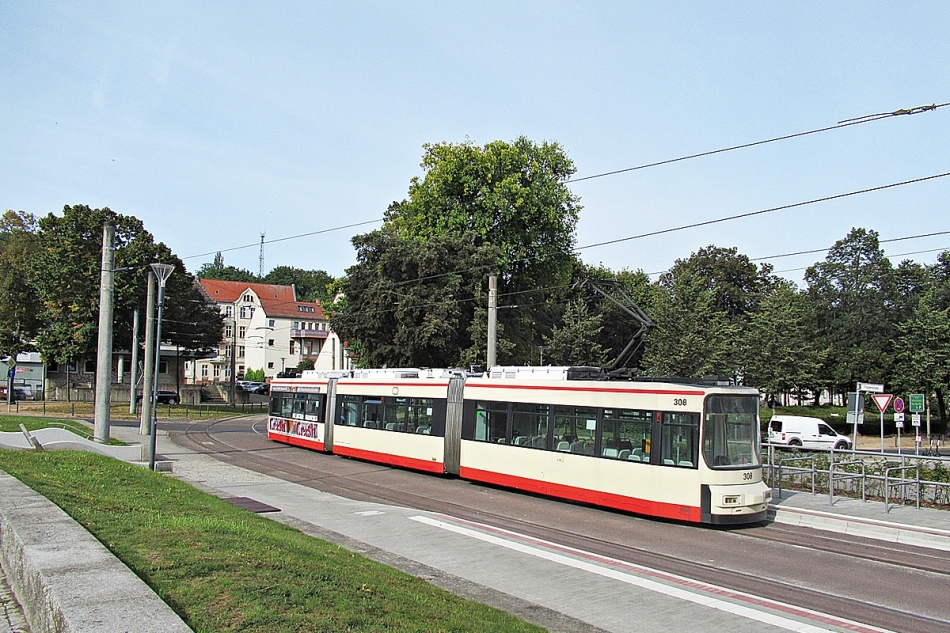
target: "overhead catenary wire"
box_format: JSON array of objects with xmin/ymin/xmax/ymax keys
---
[
  {"xmin": 180, "ymin": 102, "xmax": 948, "ymax": 265},
  {"xmin": 567, "ymin": 102, "xmax": 948, "ymax": 184}
]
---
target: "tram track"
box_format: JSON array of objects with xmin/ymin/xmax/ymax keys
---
[{"xmin": 169, "ymin": 416, "xmax": 950, "ymax": 633}]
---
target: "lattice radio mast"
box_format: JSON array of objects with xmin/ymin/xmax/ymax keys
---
[{"xmin": 258, "ymin": 232, "xmax": 265, "ymax": 278}]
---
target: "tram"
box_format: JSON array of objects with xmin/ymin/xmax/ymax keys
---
[{"xmin": 267, "ymin": 366, "xmax": 770, "ymax": 525}]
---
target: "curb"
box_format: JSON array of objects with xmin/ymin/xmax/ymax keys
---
[
  {"xmin": 0, "ymin": 471, "xmax": 192, "ymax": 633},
  {"xmin": 768, "ymin": 504, "xmax": 950, "ymax": 552}
]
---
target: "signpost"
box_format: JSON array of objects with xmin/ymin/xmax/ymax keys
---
[{"xmin": 871, "ymin": 394, "xmax": 893, "ymax": 453}]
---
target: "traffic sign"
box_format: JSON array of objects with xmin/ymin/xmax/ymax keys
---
[
  {"xmin": 871, "ymin": 394, "xmax": 892, "ymax": 413},
  {"xmin": 909, "ymin": 393, "xmax": 925, "ymax": 413},
  {"xmin": 893, "ymin": 397, "xmax": 904, "ymax": 413},
  {"xmin": 857, "ymin": 382, "xmax": 884, "ymax": 393},
  {"xmin": 894, "ymin": 412, "xmax": 904, "ymax": 423},
  {"xmin": 912, "ymin": 414, "xmax": 922, "ymax": 427}
]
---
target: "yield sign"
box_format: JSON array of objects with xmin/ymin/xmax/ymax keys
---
[{"xmin": 871, "ymin": 394, "xmax": 893, "ymax": 413}]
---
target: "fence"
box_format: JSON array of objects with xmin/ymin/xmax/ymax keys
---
[
  {"xmin": 763, "ymin": 444, "xmax": 950, "ymax": 511},
  {"xmin": 4, "ymin": 400, "xmax": 268, "ymax": 419}
]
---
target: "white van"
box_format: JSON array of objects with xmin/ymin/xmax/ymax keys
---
[{"xmin": 768, "ymin": 415, "xmax": 852, "ymax": 450}]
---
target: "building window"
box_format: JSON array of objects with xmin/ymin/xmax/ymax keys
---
[
  {"xmin": 238, "ymin": 346, "xmax": 245, "ymax": 358},
  {"xmin": 244, "ymin": 293, "xmax": 253, "ymax": 303},
  {"xmin": 84, "ymin": 360, "xmax": 96, "ymax": 373},
  {"xmin": 48, "ymin": 361, "xmax": 59, "ymax": 372},
  {"xmin": 225, "ymin": 325, "xmax": 232, "ymax": 338},
  {"xmin": 225, "ymin": 306, "xmax": 233, "ymax": 318},
  {"xmin": 267, "ymin": 362, "xmax": 274, "ymax": 369},
  {"xmin": 225, "ymin": 344, "xmax": 232, "ymax": 357},
  {"xmin": 249, "ymin": 307, "xmax": 255, "ymax": 317},
  {"xmin": 240, "ymin": 307, "xmax": 247, "ymax": 319},
  {"xmin": 289, "ymin": 341, "xmax": 296, "ymax": 355},
  {"xmin": 268, "ymin": 319, "xmax": 275, "ymax": 327},
  {"xmin": 201, "ymin": 365, "xmax": 208, "ymax": 377},
  {"xmin": 239, "ymin": 326, "xmax": 246, "ymax": 338},
  {"xmin": 268, "ymin": 339, "xmax": 275, "ymax": 347},
  {"xmin": 159, "ymin": 362, "xmax": 168, "ymax": 374},
  {"xmin": 293, "ymin": 321, "xmax": 299, "ymax": 330}
]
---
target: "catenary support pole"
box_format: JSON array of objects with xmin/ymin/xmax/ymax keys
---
[
  {"xmin": 93, "ymin": 222, "xmax": 115, "ymax": 443},
  {"xmin": 129, "ymin": 307, "xmax": 139, "ymax": 415},
  {"xmin": 487, "ymin": 272, "xmax": 497, "ymax": 369},
  {"xmin": 140, "ymin": 273, "xmax": 156, "ymax": 435}
]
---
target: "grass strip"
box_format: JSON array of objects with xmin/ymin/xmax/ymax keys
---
[{"xmin": 0, "ymin": 450, "xmax": 545, "ymax": 633}]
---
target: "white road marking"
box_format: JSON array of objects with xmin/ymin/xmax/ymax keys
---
[{"xmin": 410, "ymin": 515, "xmax": 892, "ymax": 633}]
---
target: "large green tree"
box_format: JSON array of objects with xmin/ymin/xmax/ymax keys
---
[
  {"xmin": 542, "ymin": 299, "xmax": 608, "ymax": 367},
  {"xmin": 804, "ymin": 228, "xmax": 897, "ymax": 394},
  {"xmin": 0, "ymin": 211, "xmax": 44, "ymax": 358},
  {"xmin": 26, "ymin": 205, "xmax": 223, "ymax": 366},
  {"xmin": 263, "ymin": 266, "xmax": 334, "ymax": 304},
  {"xmin": 383, "ymin": 137, "xmax": 582, "ymax": 363},
  {"xmin": 330, "ymin": 229, "xmax": 500, "ymax": 368},
  {"xmin": 740, "ymin": 283, "xmax": 824, "ymax": 405}
]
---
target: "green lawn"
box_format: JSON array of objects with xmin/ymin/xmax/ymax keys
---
[{"xmin": 0, "ymin": 450, "xmax": 545, "ymax": 633}]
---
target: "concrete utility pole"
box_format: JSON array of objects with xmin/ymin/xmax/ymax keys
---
[
  {"xmin": 140, "ymin": 273, "xmax": 156, "ymax": 435},
  {"xmin": 487, "ymin": 272, "xmax": 498, "ymax": 369},
  {"xmin": 229, "ymin": 317, "xmax": 237, "ymax": 404},
  {"xmin": 129, "ymin": 307, "xmax": 139, "ymax": 415},
  {"xmin": 93, "ymin": 222, "xmax": 115, "ymax": 443},
  {"xmin": 148, "ymin": 263, "xmax": 174, "ymax": 471}
]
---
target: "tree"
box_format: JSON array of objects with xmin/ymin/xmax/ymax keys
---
[
  {"xmin": 0, "ymin": 211, "xmax": 43, "ymax": 359},
  {"xmin": 263, "ymin": 266, "xmax": 334, "ymax": 304},
  {"xmin": 542, "ymin": 299, "xmax": 608, "ymax": 367},
  {"xmin": 196, "ymin": 252, "xmax": 259, "ymax": 282},
  {"xmin": 740, "ymin": 284, "xmax": 824, "ymax": 405},
  {"xmin": 26, "ymin": 205, "xmax": 223, "ymax": 366},
  {"xmin": 330, "ymin": 229, "xmax": 500, "ymax": 368},
  {"xmin": 384, "ymin": 137, "xmax": 581, "ymax": 363},
  {"xmin": 641, "ymin": 272, "xmax": 738, "ymax": 378},
  {"xmin": 804, "ymin": 228, "xmax": 897, "ymax": 394}
]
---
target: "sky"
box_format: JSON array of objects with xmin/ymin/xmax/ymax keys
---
[{"xmin": 2, "ymin": 2, "xmax": 949, "ymax": 288}]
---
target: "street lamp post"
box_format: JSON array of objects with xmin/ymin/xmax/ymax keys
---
[{"xmin": 148, "ymin": 263, "xmax": 174, "ymax": 471}]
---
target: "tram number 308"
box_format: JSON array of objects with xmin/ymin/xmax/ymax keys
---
[{"xmin": 672, "ymin": 398, "xmax": 688, "ymax": 406}]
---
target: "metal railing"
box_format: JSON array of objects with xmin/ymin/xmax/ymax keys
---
[{"xmin": 763, "ymin": 443, "xmax": 950, "ymax": 513}]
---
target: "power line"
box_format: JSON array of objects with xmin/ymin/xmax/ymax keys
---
[
  {"xmin": 576, "ymin": 171, "xmax": 950, "ymax": 252},
  {"xmin": 567, "ymin": 102, "xmax": 948, "ymax": 184}
]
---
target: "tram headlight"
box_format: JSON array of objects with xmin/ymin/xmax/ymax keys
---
[{"xmin": 723, "ymin": 495, "xmax": 740, "ymax": 505}]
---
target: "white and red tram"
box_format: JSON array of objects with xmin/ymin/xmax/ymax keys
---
[{"xmin": 268, "ymin": 366, "xmax": 770, "ymax": 525}]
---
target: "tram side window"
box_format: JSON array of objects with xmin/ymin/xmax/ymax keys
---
[
  {"xmin": 280, "ymin": 394, "xmax": 294, "ymax": 419},
  {"xmin": 512, "ymin": 403, "xmax": 549, "ymax": 448},
  {"xmin": 405, "ymin": 398, "xmax": 435, "ymax": 434},
  {"xmin": 304, "ymin": 394, "xmax": 323, "ymax": 422},
  {"xmin": 269, "ymin": 393, "xmax": 285, "ymax": 416},
  {"xmin": 554, "ymin": 406, "xmax": 597, "ymax": 454},
  {"xmin": 292, "ymin": 394, "xmax": 308, "ymax": 419},
  {"xmin": 338, "ymin": 395, "xmax": 360, "ymax": 426},
  {"xmin": 602, "ymin": 409, "xmax": 652, "ymax": 461},
  {"xmin": 473, "ymin": 401, "xmax": 509, "ymax": 443},
  {"xmin": 661, "ymin": 412, "xmax": 699, "ymax": 468}
]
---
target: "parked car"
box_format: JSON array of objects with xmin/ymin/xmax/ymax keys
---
[
  {"xmin": 248, "ymin": 382, "xmax": 269, "ymax": 395},
  {"xmin": 136, "ymin": 390, "xmax": 180, "ymax": 405},
  {"xmin": 768, "ymin": 415, "xmax": 852, "ymax": 450}
]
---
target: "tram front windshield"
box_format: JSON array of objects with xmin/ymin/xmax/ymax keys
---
[{"xmin": 703, "ymin": 395, "xmax": 760, "ymax": 469}]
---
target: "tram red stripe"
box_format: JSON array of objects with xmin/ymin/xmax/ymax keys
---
[
  {"xmin": 268, "ymin": 431, "xmax": 325, "ymax": 452},
  {"xmin": 469, "ymin": 383, "xmax": 705, "ymax": 396},
  {"xmin": 333, "ymin": 445, "xmax": 446, "ymax": 474},
  {"xmin": 459, "ymin": 466, "xmax": 702, "ymax": 523}
]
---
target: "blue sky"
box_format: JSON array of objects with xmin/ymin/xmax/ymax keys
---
[{"xmin": 3, "ymin": 2, "xmax": 948, "ymax": 286}]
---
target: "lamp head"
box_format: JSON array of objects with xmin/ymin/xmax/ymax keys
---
[{"xmin": 150, "ymin": 263, "xmax": 175, "ymax": 286}]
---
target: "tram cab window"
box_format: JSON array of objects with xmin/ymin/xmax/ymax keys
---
[
  {"xmin": 269, "ymin": 393, "xmax": 285, "ymax": 416},
  {"xmin": 512, "ymin": 403, "xmax": 549, "ymax": 449},
  {"xmin": 702, "ymin": 395, "xmax": 760, "ymax": 469},
  {"xmin": 602, "ymin": 409, "xmax": 652, "ymax": 461},
  {"xmin": 661, "ymin": 412, "xmax": 699, "ymax": 468},
  {"xmin": 279, "ymin": 394, "xmax": 294, "ymax": 419},
  {"xmin": 554, "ymin": 406, "xmax": 597, "ymax": 455}
]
